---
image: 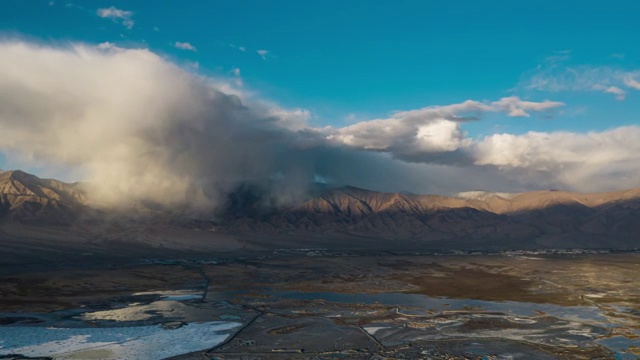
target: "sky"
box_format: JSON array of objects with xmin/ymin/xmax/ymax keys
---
[{"xmin": 0, "ymin": 1, "xmax": 639, "ymax": 205}]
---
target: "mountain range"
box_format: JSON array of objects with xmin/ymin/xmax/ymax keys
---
[{"xmin": 1, "ymin": 169, "xmax": 639, "ymax": 255}]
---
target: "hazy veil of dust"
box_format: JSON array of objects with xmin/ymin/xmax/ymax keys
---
[{"xmin": 0, "ymin": 42, "xmax": 318, "ymax": 209}]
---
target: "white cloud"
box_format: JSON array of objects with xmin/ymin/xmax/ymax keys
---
[
  {"xmin": 590, "ymin": 84, "xmax": 626, "ymax": 100},
  {"xmin": 603, "ymin": 86, "xmax": 626, "ymax": 100},
  {"xmin": 323, "ymin": 97, "xmax": 563, "ymax": 162},
  {"xmin": 96, "ymin": 42, "xmax": 121, "ymax": 51},
  {"xmin": 265, "ymin": 108, "xmax": 310, "ymax": 131},
  {"xmin": 229, "ymin": 68, "xmax": 242, "ymax": 87},
  {"xmin": 229, "ymin": 44, "xmax": 246, "ymax": 52},
  {"xmin": 491, "ymin": 96, "xmax": 564, "ymax": 117},
  {"xmin": 174, "ymin": 42, "xmax": 197, "ymax": 52},
  {"xmin": 97, "ymin": 6, "xmax": 134, "ymax": 29},
  {"xmin": 521, "ymin": 61, "xmax": 640, "ymax": 100},
  {"xmin": 414, "ymin": 120, "xmax": 469, "ymax": 152},
  {"xmin": 257, "ymin": 49, "xmax": 269, "ymax": 60},
  {"xmin": 474, "ymin": 126, "xmax": 640, "ymax": 192},
  {"xmin": 623, "ymin": 77, "xmax": 640, "ymax": 90},
  {"xmin": 97, "ymin": 42, "xmax": 113, "ymax": 50},
  {"xmin": 325, "ymin": 115, "xmax": 469, "ymax": 160}
]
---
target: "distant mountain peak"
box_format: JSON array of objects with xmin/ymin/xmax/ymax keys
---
[
  {"xmin": 1, "ymin": 169, "xmax": 640, "ymax": 250},
  {"xmin": 456, "ymin": 191, "xmax": 517, "ymax": 201}
]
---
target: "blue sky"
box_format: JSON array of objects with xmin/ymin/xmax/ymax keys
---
[
  {"xmin": 2, "ymin": 1, "xmax": 639, "ymax": 130},
  {"xmin": 1, "ymin": 1, "xmax": 640, "ymax": 194}
]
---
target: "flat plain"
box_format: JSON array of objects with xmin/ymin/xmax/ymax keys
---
[{"xmin": 1, "ymin": 250, "xmax": 638, "ymax": 359}]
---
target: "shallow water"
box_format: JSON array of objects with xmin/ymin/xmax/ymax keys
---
[
  {"xmin": 1, "ymin": 288, "xmax": 637, "ymax": 359},
  {"xmin": 596, "ymin": 334, "xmax": 640, "ymax": 360},
  {"xmin": 213, "ymin": 289, "xmax": 639, "ymax": 357},
  {"xmin": 0, "ymin": 321, "xmax": 240, "ymax": 359},
  {"xmin": 0, "ymin": 290, "xmax": 241, "ymax": 360},
  {"xmin": 238, "ymin": 290, "xmax": 611, "ymax": 325}
]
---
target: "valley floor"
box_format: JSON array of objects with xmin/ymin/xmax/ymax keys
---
[{"xmin": 0, "ymin": 251, "xmax": 639, "ymax": 359}]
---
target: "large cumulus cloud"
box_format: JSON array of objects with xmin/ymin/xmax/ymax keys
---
[
  {"xmin": 0, "ymin": 41, "xmax": 312, "ymax": 208},
  {"xmin": 323, "ymin": 97, "xmax": 564, "ymax": 164}
]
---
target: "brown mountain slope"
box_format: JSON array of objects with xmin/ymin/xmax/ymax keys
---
[
  {"xmin": 0, "ymin": 170, "xmax": 638, "ymax": 249},
  {"xmin": 294, "ymin": 186, "xmax": 640, "ymax": 216},
  {"xmin": 0, "ymin": 170, "xmax": 87, "ymax": 225},
  {"xmin": 472, "ymin": 188, "xmax": 640, "ymax": 214},
  {"xmin": 227, "ymin": 186, "xmax": 640, "ymax": 248},
  {"xmin": 297, "ymin": 186, "xmax": 471, "ymax": 216}
]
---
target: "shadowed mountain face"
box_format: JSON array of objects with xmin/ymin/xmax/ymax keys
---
[
  {"xmin": 222, "ymin": 186, "xmax": 640, "ymax": 249},
  {"xmin": 1, "ymin": 170, "xmax": 639, "ymax": 249}
]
